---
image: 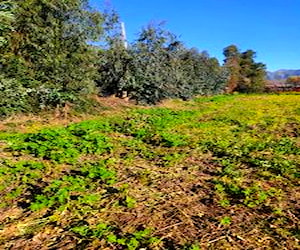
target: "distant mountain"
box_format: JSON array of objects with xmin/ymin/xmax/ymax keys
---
[{"xmin": 267, "ymin": 69, "xmax": 300, "ymax": 80}]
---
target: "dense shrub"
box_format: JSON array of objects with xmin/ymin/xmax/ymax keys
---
[
  {"xmin": 0, "ymin": 75, "xmax": 32, "ymax": 116},
  {"xmin": 0, "ymin": 0, "xmax": 102, "ymax": 116}
]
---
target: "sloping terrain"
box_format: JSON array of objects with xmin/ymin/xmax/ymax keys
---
[{"xmin": 0, "ymin": 94, "xmax": 299, "ymax": 249}]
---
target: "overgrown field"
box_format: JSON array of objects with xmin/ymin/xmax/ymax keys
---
[{"xmin": 0, "ymin": 94, "xmax": 299, "ymax": 249}]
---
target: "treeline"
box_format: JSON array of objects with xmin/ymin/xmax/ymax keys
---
[{"xmin": 0, "ymin": 0, "xmax": 267, "ymax": 117}]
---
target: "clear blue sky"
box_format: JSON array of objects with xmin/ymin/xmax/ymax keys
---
[{"xmin": 90, "ymin": 0, "xmax": 300, "ymax": 71}]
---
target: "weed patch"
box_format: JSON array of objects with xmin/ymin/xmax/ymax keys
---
[{"xmin": 0, "ymin": 94, "xmax": 299, "ymax": 249}]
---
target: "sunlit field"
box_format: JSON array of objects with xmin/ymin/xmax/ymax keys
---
[{"xmin": 0, "ymin": 94, "xmax": 299, "ymax": 249}]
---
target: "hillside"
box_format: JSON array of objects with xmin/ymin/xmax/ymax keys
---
[
  {"xmin": 267, "ymin": 69, "xmax": 300, "ymax": 80},
  {"xmin": 0, "ymin": 94, "xmax": 299, "ymax": 249}
]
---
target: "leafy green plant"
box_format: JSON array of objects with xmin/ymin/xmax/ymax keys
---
[
  {"xmin": 30, "ymin": 161, "xmax": 116, "ymax": 211},
  {"xmin": 80, "ymin": 161, "xmax": 116, "ymax": 184},
  {"xmin": 106, "ymin": 228, "xmax": 159, "ymax": 250},
  {"xmin": 0, "ymin": 160, "xmax": 45, "ymax": 206},
  {"xmin": 243, "ymin": 185, "xmax": 277, "ymax": 208},
  {"xmin": 125, "ymin": 196, "xmax": 137, "ymax": 208},
  {"xmin": 72, "ymin": 223, "xmax": 113, "ymax": 238},
  {"xmin": 220, "ymin": 216, "xmax": 231, "ymax": 225},
  {"xmin": 8, "ymin": 127, "xmax": 113, "ymax": 163}
]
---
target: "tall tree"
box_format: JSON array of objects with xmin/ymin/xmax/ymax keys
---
[
  {"xmin": 1, "ymin": 0, "xmax": 103, "ymax": 93},
  {"xmin": 170, "ymin": 48, "xmax": 227, "ymax": 98},
  {"xmin": 223, "ymin": 45, "xmax": 241, "ymax": 93},
  {"xmin": 130, "ymin": 23, "xmax": 178, "ymax": 104},
  {"xmin": 97, "ymin": 21, "xmax": 227, "ymax": 103},
  {"xmin": 96, "ymin": 9, "xmax": 133, "ymax": 97},
  {"xmin": 128, "ymin": 23, "xmax": 227, "ymax": 103},
  {"xmin": 238, "ymin": 50, "xmax": 266, "ymax": 92},
  {"xmin": 223, "ymin": 45, "xmax": 266, "ymax": 93}
]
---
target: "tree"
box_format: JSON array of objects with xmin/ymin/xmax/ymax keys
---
[
  {"xmin": 223, "ymin": 45, "xmax": 266, "ymax": 93},
  {"xmin": 97, "ymin": 21, "xmax": 227, "ymax": 103},
  {"xmin": 130, "ymin": 23, "xmax": 178, "ymax": 104},
  {"xmin": 223, "ymin": 45, "xmax": 240, "ymax": 93},
  {"xmin": 96, "ymin": 9, "xmax": 133, "ymax": 97},
  {"xmin": 0, "ymin": 0, "xmax": 14, "ymax": 48},
  {"xmin": 238, "ymin": 50, "xmax": 266, "ymax": 93},
  {"xmin": 171, "ymin": 48, "xmax": 227, "ymax": 98},
  {"xmin": 1, "ymin": 0, "xmax": 103, "ymax": 94}
]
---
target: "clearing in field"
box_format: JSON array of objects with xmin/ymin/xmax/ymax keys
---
[{"xmin": 0, "ymin": 94, "xmax": 299, "ymax": 249}]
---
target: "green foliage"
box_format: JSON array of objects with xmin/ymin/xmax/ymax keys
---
[
  {"xmin": 0, "ymin": 0, "xmax": 14, "ymax": 47},
  {"xmin": 220, "ymin": 216, "xmax": 231, "ymax": 225},
  {"xmin": 0, "ymin": 75, "xmax": 32, "ymax": 116},
  {"xmin": 97, "ymin": 42, "xmax": 133, "ymax": 96},
  {"xmin": 9, "ymin": 125, "xmax": 112, "ymax": 163},
  {"xmin": 30, "ymin": 176, "xmax": 87, "ymax": 210},
  {"xmin": 129, "ymin": 23, "xmax": 180, "ymax": 104},
  {"xmin": 0, "ymin": 0, "xmax": 103, "ymax": 114},
  {"xmin": 96, "ymin": 10, "xmax": 134, "ymax": 96},
  {"xmin": 30, "ymin": 161, "xmax": 116, "ymax": 211},
  {"xmin": 72, "ymin": 223, "xmax": 112, "ymax": 237},
  {"xmin": 106, "ymin": 228, "xmax": 159, "ymax": 250},
  {"xmin": 214, "ymin": 180, "xmax": 277, "ymax": 208},
  {"xmin": 0, "ymin": 75, "xmax": 98, "ymax": 117},
  {"xmin": 0, "ymin": 160, "xmax": 45, "ymax": 207},
  {"xmin": 71, "ymin": 224, "xmax": 159, "ymax": 250},
  {"xmin": 124, "ymin": 196, "xmax": 137, "ymax": 208},
  {"xmin": 243, "ymin": 185, "xmax": 277, "ymax": 208},
  {"xmin": 97, "ymin": 22, "xmax": 227, "ymax": 104},
  {"xmin": 128, "ymin": 24, "xmax": 227, "ymax": 103},
  {"xmin": 113, "ymin": 108, "xmax": 197, "ymax": 147},
  {"xmin": 80, "ymin": 161, "xmax": 116, "ymax": 184},
  {"xmin": 6, "ymin": 0, "xmax": 102, "ymax": 86},
  {"xmin": 0, "ymin": 1, "xmax": 270, "ymax": 115},
  {"xmin": 0, "ymin": 95, "xmax": 299, "ymax": 249},
  {"xmin": 0, "ymin": 160, "xmax": 44, "ymax": 178},
  {"xmin": 238, "ymin": 50, "xmax": 266, "ymax": 93}
]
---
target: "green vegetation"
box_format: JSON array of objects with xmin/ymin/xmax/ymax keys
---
[
  {"xmin": 0, "ymin": 1, "xmax": 296, "ymax": 249},
  {"xmin": 0, "ymin": 94, "xmax": 299, "ymax": 249},
  {"xmin": 0, "ymin": 0, "xmax": 267, "ymax": 118},
  {"xmin": 0, "ymin": 0, "xmax": 103, "ymax": 116}
]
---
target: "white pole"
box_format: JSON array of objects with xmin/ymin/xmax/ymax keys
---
[
  {"xmin": 121, "ymin": 22, "xmax": 128, "ymax": 49},
  {"xmin": 119, "ymin": 22, "xmax": 128, "ymax": 98}
]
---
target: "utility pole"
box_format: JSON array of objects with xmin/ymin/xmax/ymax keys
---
[
  {"xmin": 121, "ymin": 22, "xmax": 128, "ymax": 49},
  {"xmin": 119, "ymin": 22, "xmax": 128, "ymax": 99}
]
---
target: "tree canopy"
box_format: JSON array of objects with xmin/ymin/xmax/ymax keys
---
[
  {"xmin": 98, "ymin": 23, "xmax": 228, "ymax": 104},
  {"xmin": 0, "ymin": 1, "xmax": 268, "ymax": 117}
]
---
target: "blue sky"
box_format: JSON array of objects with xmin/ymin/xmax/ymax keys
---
[{"xmin": 90, "ymin": 0, "xmax": 300, "ymax": 71}]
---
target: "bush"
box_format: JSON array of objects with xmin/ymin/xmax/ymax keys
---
[{"xmin": 0, "ymin": 75, "xmax": 32, "ymax": 116}]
